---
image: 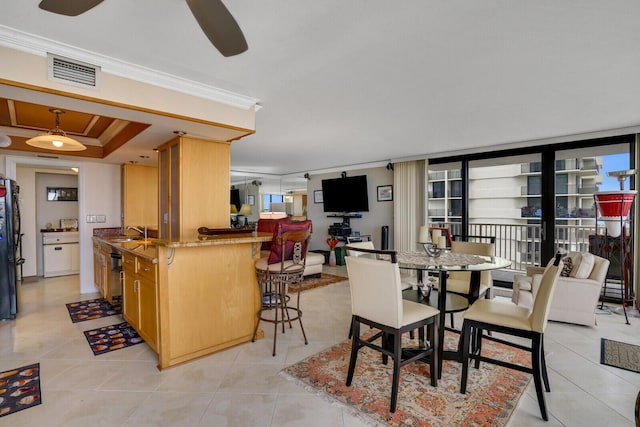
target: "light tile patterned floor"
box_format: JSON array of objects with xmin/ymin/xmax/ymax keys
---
[{"xmin": 0, "ymin": 267, "xmax": 638, "ymax": 426}]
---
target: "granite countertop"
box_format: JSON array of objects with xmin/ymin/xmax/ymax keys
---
[{"xmin": 94, "ymin": 232, "xmax": 272, "ymax": 262}]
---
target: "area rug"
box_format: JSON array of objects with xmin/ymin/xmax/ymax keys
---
[
  {"xmin": 600, "ymin": 338, "xmax": 640, "ymax": 373},
  {"xmin": 281, "ymin": 331, "xmax": 531, "ymax": 427},
  {"xmin": 65, "ymin": 296, "xmax": 122, "ymax": 323},
  {"xmin": 83, "ymin": 322, "xmax": 144, "ymax": 356},
  {"xmin": 289, "ymin": 273, "xmax": 347, "ymax": 292},
  {"xmin": 0, "ymin": 363, "xmax": 41, "ymax": 418}
]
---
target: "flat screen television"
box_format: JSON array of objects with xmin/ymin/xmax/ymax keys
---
[{"xmin": 321, "ymin": 175, "xmax": 369, "ymax": 213}]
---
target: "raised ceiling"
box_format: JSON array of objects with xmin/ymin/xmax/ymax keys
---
[
  {"xmin": 1, "ymin": 1, "xmax": 640, "ymax": 180},
  {"xmin": 0, "ymin": 98, "xmax": 150, "ymax": 158}
]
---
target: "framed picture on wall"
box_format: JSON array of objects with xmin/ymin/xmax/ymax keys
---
[
  {"xmin": 377, "ymin": 185, "xmax": 393, "ymax": 202},
  {"xmin": 247, "ymin": 195, "xmax": 255, "ymax": 206},
  {"xmin": 314, "ymin": 190, "xmax": 323, "ymax": 203},
  {"xmin": 47, "ymin": 187, "xmax": 78, "ymax": 201}
]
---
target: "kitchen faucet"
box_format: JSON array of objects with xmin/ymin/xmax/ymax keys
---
[{"xmin": 127, "ymin": 225, "xmax": 148, "ymax": 240}]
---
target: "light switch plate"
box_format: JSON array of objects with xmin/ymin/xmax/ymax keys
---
[
  {"xmin": 96, "ymin": 215, "xmax": 106, "ymax": 223},
  {"xmin": 86, "ymin": 215, "xmax": 96, "ymax": 223}
]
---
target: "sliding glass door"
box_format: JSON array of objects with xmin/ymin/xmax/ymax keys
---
[{"xmin": 427, "ymin": 135, "xmax": 634, "ymax": 271}]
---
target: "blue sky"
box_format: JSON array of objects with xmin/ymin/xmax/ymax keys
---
[{"xmin": 600, "ymin": 153, "xmax": 631, "ymax": 191}]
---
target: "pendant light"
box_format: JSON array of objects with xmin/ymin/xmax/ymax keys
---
[{"xmin": 26, "ymin": 109, "xmax": 86, "ymax": 151}]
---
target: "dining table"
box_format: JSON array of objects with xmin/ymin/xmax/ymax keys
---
[{"xmin": 395, "ymin": 250, "xmax": 512, "ymax": 377}]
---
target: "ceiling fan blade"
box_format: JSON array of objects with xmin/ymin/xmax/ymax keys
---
[
  {"xmin": 39, "ymin": 0, "xmax": 104, "ymax": 16},
  {"xmin": 186, "ymin": 0, "xmax": 248, "ymax": 57}
]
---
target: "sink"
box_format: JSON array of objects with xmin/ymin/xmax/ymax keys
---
[{"xmin": 109, "ymin": 236, "xmax": 146, "ymax": 243}]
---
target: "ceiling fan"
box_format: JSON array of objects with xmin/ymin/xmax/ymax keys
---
[{"xmin": 38, "ymin": 0, "xmax": 248, "ymax": 57}]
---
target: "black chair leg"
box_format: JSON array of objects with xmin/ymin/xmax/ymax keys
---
[
  {"xmin": 460, "ymin": 320, "xmax": 472, "ymax": 394},
  {"xmin": 541, "ymin": 336, "xmax": 550, "ymax": 392},
  {"xmin": 532, "ymin": 334, "xmax": 549, "ymax": 421},
  {"xmin": 346, "ymin": 318, "xmax": 360, "ymax": 386},
  {"xmin": 390, "ymin": 331, "xmax": 402, "ymax": 412},
  {"xmin": 473, "ymin": 327, "xmax": 482, "ymax": 369}
]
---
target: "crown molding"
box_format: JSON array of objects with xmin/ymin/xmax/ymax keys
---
[{"xmin": 0, "ymin": 25, "xmax": 260, "ymax": 111}]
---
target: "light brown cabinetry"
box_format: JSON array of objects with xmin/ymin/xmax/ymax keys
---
[
  {"xmin": 121, "ymin": 164, "xmax": 158, "ymax": 231},
  {"xmin": 92, "ymin": 240, "xmax": 106, "ymax": 296},
  {"xmin": 158, "ymin": 135, "xmax": 231, "ymax": 240},
  {"xmin": 122, "ymin": 252, "xmax": 158, "ymax": 352}
]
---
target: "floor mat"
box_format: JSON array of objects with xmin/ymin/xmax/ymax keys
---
[
  {"xmin": 0, "ymin": 363, "xmax": 41, "ymax": 418},
  {"xmin": 600, "ymin": 338, "xmax": 640, "ymax": 373},
  {"xmin": 83, "ymin": 322, "xmax": 144, "ymax": 356},
  {"xmin": 288, "ymin": 273, "xmax": 347, "ymax": 293},
  {"xmin": 281, "ymin": 331, "xmax": 531, "ymax": 427},
  {"xmin": 65, "ymin": 296, "xmax": 122, "ymax": 323}
]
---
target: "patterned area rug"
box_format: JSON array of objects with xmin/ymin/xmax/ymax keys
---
[
  {"xmin": 65, "ymin": 296, "xmax": 122, "ymax": 323},
  {"xmin": 289, "ymin": 273, "xmax": 347, "ymax": 292},
  {"xmin": 600, "ymin": 338, "xmax": 640, "ymax": 373},
  {"xmin": 83, "ymin": 322, "xmax": 144, "ymax": 355},
  {"xmin": 281, "ymin": 331, "xmax": 531, "ymax": 426},
  {"xmin": 0, "ymin": 363, "xmax": 41, "ymax": 418}
]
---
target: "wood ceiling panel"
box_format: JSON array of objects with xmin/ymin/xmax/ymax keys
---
[
  {"xmin": 87, "ymin": 116, "xmax": 116, "ymax": 138},
  {"xmin": 0, "ymin": 98, "xmax": 10, "ymax": 126}
]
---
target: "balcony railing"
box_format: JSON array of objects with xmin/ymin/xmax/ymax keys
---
[{"xmin": 428, "ymin": 221, "xmax": 609, "ymax": 272}]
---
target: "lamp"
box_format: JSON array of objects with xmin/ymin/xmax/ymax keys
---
[
  {"xmin": 239, "ymin": 203, "xmax": 252, "ymax": 216},
  {"xmin": 230, "ymin": 204, "xmax": 238, "ymax": 214},
  {"xmin": 237, "ymin": 203, "xmax": 252, "ymax": 227},
  {"xmin": 26, "ymin": 109, "xmax": 86, "ymax": 151},
  {"xmin": 0, "ymin": 133, "xmax": 11, "ymax": 148}
]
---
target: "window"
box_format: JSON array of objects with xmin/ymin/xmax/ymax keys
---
[{"xmin": 262, "ymin": 194, "xmax": 283, "ymax": 212}]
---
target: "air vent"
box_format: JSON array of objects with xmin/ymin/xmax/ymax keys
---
[
  {"xmin": 47, "ymin": 53, "xmax": 101, "ymax": 89},
  {"xmin": 36, "ymin": 154, "xmax": 60, "ymax": 159}
]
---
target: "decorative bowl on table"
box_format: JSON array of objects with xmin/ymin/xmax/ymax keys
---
[{"xmin": 422, "ymin": 242, "xmax": 442, "ymax": 257}]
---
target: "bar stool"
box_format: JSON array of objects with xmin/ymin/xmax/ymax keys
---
[{"xmin": 252, "ymin": 220, "xmax": 312, "ymax": 356}]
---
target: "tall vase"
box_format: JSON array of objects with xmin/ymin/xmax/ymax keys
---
[{"xmin": 329, "ymin": 249, "xmax": 337, "ymax": 266}]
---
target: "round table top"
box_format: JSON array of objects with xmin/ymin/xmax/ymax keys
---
[{"xmin": 396, "ymin": 251, "xmax": 511, "ymax": 272}]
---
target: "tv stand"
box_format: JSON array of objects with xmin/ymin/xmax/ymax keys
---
[
  {"xmin": 327, "ymin": 213, "xmax": 362, "ymax": 238},
  {"xmin": 326, "ymin": 213, "xmax": 362, "ymax": 226}
]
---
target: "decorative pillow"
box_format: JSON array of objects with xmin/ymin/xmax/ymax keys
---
[
  {"xmin": 561, "ymin": 256, "xmax": 573, "ymax": 277},
  {"xmin": 571, "ymin": 251, "xmax": 595, "ymax": 279},
  {"xmin": 267, "ymin": 220, "xmax": 313, "ymax": 265},
  {"xmin": 257, "ymin": 217, "xmax": 291, "ymax": 251}
]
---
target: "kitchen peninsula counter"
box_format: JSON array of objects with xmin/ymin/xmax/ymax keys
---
[{"xmin": 94, "ymin": 232, "xmax": 273, "ymax": 369}]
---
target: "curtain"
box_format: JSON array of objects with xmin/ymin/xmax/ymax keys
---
[{"xmin": 393, "ymin": 160, "xmax": 425, "ymax": 252}]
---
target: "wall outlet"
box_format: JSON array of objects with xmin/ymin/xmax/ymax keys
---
[
  {"xmin": 86, "ymin": 215, "xmax": 96, "ymax": 223},
  {"xmin": 96, "ymin": 215, "xmax": 106, "ymax": 223}
]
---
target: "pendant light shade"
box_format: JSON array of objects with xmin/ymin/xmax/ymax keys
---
[
  {"xmin": 26, "ymin": 109, "xmax": 86, "ymax": 151},
  {"xmin": 0, "ymin": 133, "xmax": 10, "ymax": 148}
]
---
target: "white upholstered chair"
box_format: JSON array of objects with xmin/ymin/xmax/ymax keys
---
[
  {"xmin": 447, "ymin": 237, "xmax": 496, "ymax": 299},
  {"xmin": 444, "ymin": 236, "xmax": 495, "ymax": 327},
  {"xmin": 512, "ymin": 252, "xmax": 609, "ymax": 327},
  {"xmin": 460, "ymin": 254, "xmax": 564, "ymax": 421},
  {"xmin": 345, "ymin": 248, "xmax": 439, "ymax": 413}
]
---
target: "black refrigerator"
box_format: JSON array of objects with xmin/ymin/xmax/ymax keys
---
[{"xmin": 0, "ymin": 178, "xmax": 20, "ymax": 320}]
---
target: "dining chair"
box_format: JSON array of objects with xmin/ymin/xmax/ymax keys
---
[
  {"xmin": 345, "ymin": 247, "xmax": 439, "ymax": 413},
  {"xmin": 252, "ymin": 220, "xmax": 312, "ymax": 356},
  {"xmin": 459, "ymin": 253, "xmax": 563, "ymax": 421},
  {"xmin": 445, "ymin": 235, "xmax": 495, "ymax": 327}
]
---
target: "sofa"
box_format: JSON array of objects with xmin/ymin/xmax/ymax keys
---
[
  {"xmin": 511, "ymin": 251, "xmax": 610, "ymax": 326},
  {"xmin": 256, "ymin": 217, "xmax": 324, "ymax": 278}
]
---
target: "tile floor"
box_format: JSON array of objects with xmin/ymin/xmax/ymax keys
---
[{"xmin": 1, "ymin": 266, "xmax": 639, "ymax": 426}]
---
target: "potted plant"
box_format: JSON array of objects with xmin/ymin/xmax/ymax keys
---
[{"xmin": 326, "ymin": 236, "xmax": 339, "ymax": 266}]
